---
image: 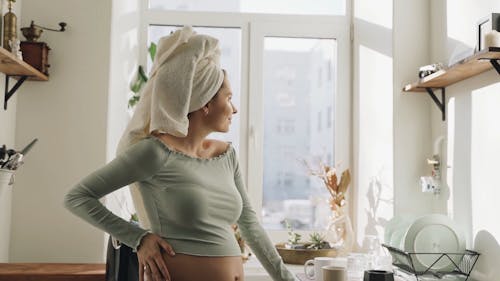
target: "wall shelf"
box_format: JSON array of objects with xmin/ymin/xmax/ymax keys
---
[
  {"xmin": 403, "ymin": 47, "xmax": 500, "ymax": 121},
  {"xmin": 0, "ymin": 47, "xmax": 48, "ymax": 110}
]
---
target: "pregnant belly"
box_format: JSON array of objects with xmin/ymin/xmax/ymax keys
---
[{"xmin": 161, "ymin": 253, "xmax": 244, "ymax": 281}]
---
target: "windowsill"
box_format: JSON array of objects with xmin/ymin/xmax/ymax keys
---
[{"xmin": 244, "ymin": 257, "xmax": 303, "ymax": 281}]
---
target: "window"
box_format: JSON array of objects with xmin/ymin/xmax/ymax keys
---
[
  {"xmin": 327, "ymin": 106, "xmax": 333, "ymax": 128},
  {"xmin": 261, "ymin": 37, "xmax": 336, "ymax": 230},
  {"xmin": 149, "ymin": 0, "xmax": 346, "ymax": 15},
  {"xmin": 141, "ymin": 1, "xmax": 351, "ymax": 241}
]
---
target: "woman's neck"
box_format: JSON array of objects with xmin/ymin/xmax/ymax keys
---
[{"xmin": 155, "ymin": 130, "xmax": 210, "ymax": 158}]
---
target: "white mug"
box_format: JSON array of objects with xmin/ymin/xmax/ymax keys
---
[{"xmin": 304, "ymin": 257, "xmax": 335, "ymax": 280}]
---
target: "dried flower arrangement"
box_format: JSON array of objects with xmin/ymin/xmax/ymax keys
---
[
  {"xmin": 303, "ymin": 160, "xmax": 351, "ymax": 216},
  {"xmin": 303, "ymin": 161, "xmax": 354, "ymax": 253}
]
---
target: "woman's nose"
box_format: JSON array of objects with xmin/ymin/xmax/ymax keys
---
[{"xmin": 231, "ymin": 102, "xmax": 238, "ymax": 114}]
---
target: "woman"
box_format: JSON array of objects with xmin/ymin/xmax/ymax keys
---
[{"xmin": 64, "ymin": 26, "xmax": 297, "ymax": 281}]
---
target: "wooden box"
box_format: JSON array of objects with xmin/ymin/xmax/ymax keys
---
[{"xmin": 20, "ymin": 41, "xmax": 51, "ymax": 76}]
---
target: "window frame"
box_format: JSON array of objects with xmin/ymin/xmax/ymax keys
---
[{"xmin": 140, "ymin": 2, "xmax": 352, "ymax": 243}]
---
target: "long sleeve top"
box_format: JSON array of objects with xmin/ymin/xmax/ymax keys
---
[{"xmin": 64, "ymin": 136, "xmax": 298, "ymax": 281}]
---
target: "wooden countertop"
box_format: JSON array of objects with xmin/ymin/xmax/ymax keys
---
[{"xmin": 0, "ymin": 263, "xmax": 105, "ymax": 281}]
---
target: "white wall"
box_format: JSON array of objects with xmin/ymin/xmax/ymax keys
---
[
  {"xmin": 392, "ymin": 0, "xmax": 437, "ymax": 216},
  {"xmin": 0, "ymin": 0, "xmax": 22, "ymax": 262},
  {"xmin": 9, "ymin": 0, "xmax": 112, "ymax": 262},
  {"xmin": 430, "ymin": 0, "xmax": 500, "ymax": 280}
]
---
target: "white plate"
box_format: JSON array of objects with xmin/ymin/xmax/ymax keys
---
[
  {"xmin": 403, "ymin": 214, "xmax": 466, "ymax": 272},
  {"xmin": 385, "ymin": 215, "xmax": 417, "ymax": 248},
  {"xmin": 385, "ymin": 216, "xmax": 404, "ymax": 244}
]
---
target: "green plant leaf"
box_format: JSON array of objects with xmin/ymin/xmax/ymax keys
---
[
  {"xmin": 138, "ymin": 65, "xmax": 148, "ymax": 82},
  {"xmin": 130, "ymin": 66, "xmax": 148, "ymax": 93},
  {"xmin": 128, "ymin": 95, "xmax": 140, "ymax": 108},
  {"xmin": 130, "ymin": 213, "xmax": 139, "ymax": 222},
  {"xmin": 130, "ymin": 78, "xmax": 144, "ymax": 94},
  {"xmin": 128, "ymin": 42, "xmax": 155, "ymax": 108},
  {"xmin": 149, "ymin": 42, "xmax": 157, "ymax": 61}
]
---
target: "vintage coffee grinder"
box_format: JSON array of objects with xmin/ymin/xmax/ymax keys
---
[{"xmin": 19, "ymin": 21, "xmax": 66, "ymax": 76}]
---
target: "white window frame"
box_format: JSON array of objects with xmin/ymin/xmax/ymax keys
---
[{"xmin": 140, "ymin": 2, "xmax": 352, "ymax": 242}]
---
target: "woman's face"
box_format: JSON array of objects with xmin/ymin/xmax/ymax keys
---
[{"xmin": 205, "ymin": 75, "xmax": 238, "ymax": 132}]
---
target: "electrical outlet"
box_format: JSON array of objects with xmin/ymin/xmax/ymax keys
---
[{"xmin": 420, "ymin": 176, "xmax": 440, "ymax": 193}]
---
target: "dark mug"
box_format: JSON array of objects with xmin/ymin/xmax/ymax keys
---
[{"xmin": 363, "ymin": 270, "xmax": 394, "ymax": 281}]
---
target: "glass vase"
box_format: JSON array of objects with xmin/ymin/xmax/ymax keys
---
[{"xmin": 325, "ymin": 205, "xmax": 354, "ymax": 256}]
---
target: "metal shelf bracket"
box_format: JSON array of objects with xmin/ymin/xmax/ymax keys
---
[
  {"xmin": 4, "ymin": 75, "xmax": 28, "ymax": 110},
  {"xmin": 491, "ymin": 59, "xmax": 500, "ymax": 75},
  {"xmin": 425, "ymin": 87, "xmax": 446, "ymax": 121}
]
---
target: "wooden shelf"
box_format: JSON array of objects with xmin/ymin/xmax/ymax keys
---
[
  {"xmin": 0, "ymin": 46, "xmax": 49, "ymax": 109},
  {"xmin": 403, "ymin": 47, "xmax": 500, "ymax": 92},
  {"xmin": 0, "ymin": 47, "xmax": 48, "ymax": 81}
]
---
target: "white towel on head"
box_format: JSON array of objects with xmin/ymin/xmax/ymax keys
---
[{"xmin": 116, "ymin": 26, "xmax": 225, "ymax": 229}]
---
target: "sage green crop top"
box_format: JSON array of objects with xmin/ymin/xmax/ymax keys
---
[{"xmin": 64, "ymin": 136, "xmax": 297, "ymax": 281}]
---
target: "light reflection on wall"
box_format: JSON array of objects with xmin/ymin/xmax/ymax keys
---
[
  {"xmin": 471, "ymin": 83, "xmax": 500, "ymax": 240},
  {"xmin": 357, "ymin": 45, "xmax": 393, "ymax": 246}
]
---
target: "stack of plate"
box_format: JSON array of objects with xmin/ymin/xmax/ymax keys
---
[{"xmin": 384, "ymin": 214, "xmax": 466, "ymax": 272}]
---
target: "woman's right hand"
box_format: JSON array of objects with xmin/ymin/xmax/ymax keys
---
[{"xmin": 137, "ymin": 233, "xmax": 176, "ymax": 281}]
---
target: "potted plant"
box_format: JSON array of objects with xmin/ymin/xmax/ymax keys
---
[{"xmin": 276, "ymin": 220, "xmax": 337, "ymax": 264}]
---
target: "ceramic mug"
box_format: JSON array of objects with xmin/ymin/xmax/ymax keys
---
[
  {"xmin": 304, "ymin": 257, "xmax": 335, "ymax": 280},
  {"xmin": 322, "ymin": 265, "xmax": 347, "ymax": 281},
  {"xmin": 363, "ymin": 270, "xmax": 394, "ymax": 281}
]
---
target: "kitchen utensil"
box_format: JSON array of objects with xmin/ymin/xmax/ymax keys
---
[
  {"xmin": 4, "ymin": 152, "xmax": 23, "ymax": 170},
  {"xmin": 1, "ymin": 150, "xmax": 15, "ymax": 168},
  {"xmin": 20, "ymin": 138, "xmax": 38, "ymax": 155},
  {"xmin": 0, "ymin": 145, "xmax": 6, "ymax": 160}
]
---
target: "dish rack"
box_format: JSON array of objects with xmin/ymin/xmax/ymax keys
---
[{"xmin": 382, "ymin": 244, "xmax": 480, "ymax": 281}]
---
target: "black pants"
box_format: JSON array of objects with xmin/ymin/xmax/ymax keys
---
[{"xmin": 106, "ymin": 236, "xmax": 139, "ymax": 281}]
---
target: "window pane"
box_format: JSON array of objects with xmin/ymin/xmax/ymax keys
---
[
  {"xmin": 148, "ymin": 26, "xmax": 241, "ymax": 150},
  {"xmin": 262, "ymin": 37, "xmax": 337, "ymax": 231},
  {"xmin": 149, "ymin": 0, "xmax": 345, "ymax": 15}
]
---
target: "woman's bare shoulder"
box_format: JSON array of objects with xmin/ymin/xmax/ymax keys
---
[{"xmin": 204, "ymin": 139, "xmax": 231, "ymax": 157}]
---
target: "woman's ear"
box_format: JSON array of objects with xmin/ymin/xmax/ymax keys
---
[{"xmin": 202, "ymin": 105, "xmax": 209, "ymax": 116}]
